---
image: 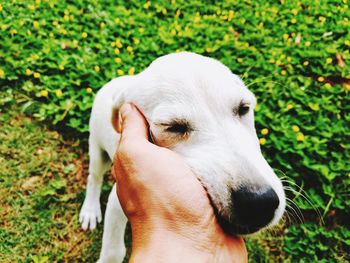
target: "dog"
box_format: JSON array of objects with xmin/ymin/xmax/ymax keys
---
[{"xmin": 79, "ymin": 52, "xmax": 286, "ymax": 262}]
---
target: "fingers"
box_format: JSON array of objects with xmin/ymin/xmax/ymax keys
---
[{"xmin": 118, "ymin": 103, "xmax": 149, "ymax": 143}]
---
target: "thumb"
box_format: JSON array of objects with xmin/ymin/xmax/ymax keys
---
[{"xmin": 119, "ymin": 103, "xmax": 149, "ymax": 143}]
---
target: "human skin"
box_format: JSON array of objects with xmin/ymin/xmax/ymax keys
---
[{"xmin": 112, "ymin": 103, "xmax": 247, "ymax": 263}]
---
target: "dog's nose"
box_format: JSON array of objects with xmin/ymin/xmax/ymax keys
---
[{"xmin": 231, "ymin": 186, "xmax": 279, "ymax": 229}]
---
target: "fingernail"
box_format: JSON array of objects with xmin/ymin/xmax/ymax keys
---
[{"xmin": 120, "ymin": 103, "xmax": 132, "ymax": 119}]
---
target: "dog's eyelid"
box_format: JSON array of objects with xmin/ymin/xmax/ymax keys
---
[{"xmin": 234, "ymin": 100, "xmax": 250, "ymax": 117}]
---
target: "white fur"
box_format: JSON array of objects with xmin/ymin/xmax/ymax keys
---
[{"xmin": 79, "ymin": 52, "xmax": 286, "ymax": 262}]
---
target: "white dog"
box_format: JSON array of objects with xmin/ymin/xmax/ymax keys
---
[{"xmin": 79, "ymin": 52, "xmax": 286, "ymax": 262}]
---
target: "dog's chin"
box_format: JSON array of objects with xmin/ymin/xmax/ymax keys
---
[{"xmin": 215, "ymin": 212, "xmax": 262, "ymax": 235}]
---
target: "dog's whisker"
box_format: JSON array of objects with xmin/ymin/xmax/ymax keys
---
[
  {"xmin": 283, "ymin": 185, "xmax": 324, "ymax": 225},
  {"xmin": 285, "ymin": 198, "xmax": 304, "ymax": 223}
]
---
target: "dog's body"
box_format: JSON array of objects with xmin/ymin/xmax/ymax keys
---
[{"xmin": 80, "ymin": 52, "xmax": 286, "ymax": 262}]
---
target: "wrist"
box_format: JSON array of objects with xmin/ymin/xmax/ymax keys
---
[
  {"xmin": 130, "ymin": 227, "xmax": 213, "ymax": 263},
  {"xmin": 129, "ymin": 219, "xmax": 247, "ymax": 262}
]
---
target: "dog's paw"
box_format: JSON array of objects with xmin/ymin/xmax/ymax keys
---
[{"xmin": 79, "ymin": 201, "xmax": 102, "ymax": 231}]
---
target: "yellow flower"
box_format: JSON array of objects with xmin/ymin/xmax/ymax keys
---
[
  {"xmin": 303, "ymin": 61, "xmax": 309, "ymax": 66},
  {"xmin": 317, "ymin": 76, "xmax": 325, "ymax": 82},
  {"xmin": 283, "ymin": 34, "xmax": 289, "ymax": 40},
  {"xmin": 343, "ymin": 83, "xmax": 350, "ymax": 91},
  {"xmin": 60, "ymin": 29, "xmax": 67, "ymax": 35},
  {"xmin": 237, "ymin": 58, "xmax": 243, "ymax": 63},
  {"xmin": 296, "ymin": 133, "xmax": 304, "ymax": 141},
  {"xmin": 115, "ymin": 57, "xmax": 122, "ymax": 63},
  {"xmin": 33, "ymin": 21, "xmax": 39, "ymax": 29},
  {"xmin": 28, "ymin": 4, "xmax": 35, "ymax": 11},
  {"xmin": 261, "ymin": 128, "xmax": 269, "ymax": 135},
  {"xmin": 115, "ymin": 40, "xmax": 122, "ymax": 48},
  {"xmin": 35, "ymin": 0, "xmax": 41, "ymax": 4},
  {"xmin": 291, "ymin": 18, "xmax": 297, "ymax": 24},
  {"xmin": 134, "ymin": 38, "xmax": 140, "ymax": 45},
  {"xmin": 94, "ymin": 65, "xmax": 100, "ymax": 72},
  {"xmin": 292, "ymin": 125, "xmax": 300, "ymax": 132},
  {"xmin": 114, "ymin": 48, "xmax": 120, "ymax": 54},
  {"xmin": 0, "ymin": 4, "xmax": 3, "ymax": 11},
  {"xmin": 318, "ymin": 16, "xmax": 326, "ymax": 22},
  {"xmin": 259, "ymin": 138, "xmax": 266, "ymax": 145},
  {"xmin": 82, "ymin": 32, "xmax": 88, "ymax": 38},
  {"xmin": 49, "ymin": 32, "xmax": 54, "ymax": 38},
  {"xmin": 305, "ymin": 41, "xmax": 311, "ymax": 47},
  {"xmin": 86, "ymin": 87, "xmax": 93, "ymax": 93},
  {"xmin": 171, "ymin": 29, "xmax": 176, "ymax": 36},
  {"xmin": 128, "ymin": 67, "xmax": 135, "ymax": 75},
  {"xmin": 291, "ymin": 9, "xmax": 298, "ymax": 16},
  {"xmin": 286, "ymin": 104, "xmax": 293, "ymax": 110},
  {"xmin": 11, "ymin": 29, "xmax": 17, "ymax": 34},
  {"xmin": 26, "ymin": 69, "xmax": 32, "ymax": 75},
  {"xmin": 117, "ymin": 69, "xmax": 124, "ymax": 75},
  {"xmin": 100, "ymin": 22, "xmax": 105, "ymax": 28},
  {"xmin": 286, "ymin": 56, "xmax": 292, "ymax": 62},
  {"xmin": 0, "ymin": 68, "xmax": 4, "ymax": 78},
  {"xmin": 55, "ymin": 89, "xmax": 63, "ymax": 97},
  {"xmin": 326, "ymin": 57, "xmax": 333, "ymax": 64},
  {"xmin": 33, "ymin": 72, "xmax": 40, "ymax": 78},
  {"xmin": 126, "ymin": 46, "xmax": 133, "ymax": 53},
  {"xmin": 59, "ymin": 63, "xmax": 65, "ymax": 70},
  {"xmin": 194, "ymin": 16, "xmax": 201, "ymax": 23},
  {"xmin": 52, "ymin": 21, "xmax": 58, "ymax": 26},
  {"xmin": 114, "ymin": 18, "xmax": 121, "ymax": 24},
  {"xmin": 143, "ymin": 1, "xmax": 151, "ymax": 9},
  {"xmin": 40, "ymin": 90, "xmax": 48, "ymax": 97},
  {"xmin": 64, "ymin": 14, "xmax": 69, "ymax": 21},
  {"xmin": 345, "ymin": 40, "xmax": 350, "ymax": 45},
  {"xmin": 325, "ymin": 83, "xmax": 332, "ymax": 89},
  {"xmin": 139, "ymin": 27, "xmax": 145, "ymax": 33},
  {"xmin": 281, "ymin": 70, "xmax": 287, "ymax": 76}
]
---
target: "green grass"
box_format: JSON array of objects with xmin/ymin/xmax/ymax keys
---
[
  {"xmin": 0, "ymin": 102, "xmax": 102, "ymax": 262},
  {"xmin": 1, "ymin": 0, "xmax": 349, "ymax": 262}
]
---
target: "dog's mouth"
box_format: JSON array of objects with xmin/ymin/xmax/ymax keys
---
[{"xmin": 214, "ymin": 211, "xmax": 262, "ymax": 235}]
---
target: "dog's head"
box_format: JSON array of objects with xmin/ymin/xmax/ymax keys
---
[{"xmin": 112, "ymin": 52, "xmax": 285, "ymax": 235}]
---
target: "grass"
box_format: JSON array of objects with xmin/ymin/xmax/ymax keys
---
[{"xmin": 0, "ymin": 102, "xmax": 104, "ymax": 262}]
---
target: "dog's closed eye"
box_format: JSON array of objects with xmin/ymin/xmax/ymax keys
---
[
  {"xmin": 165, "ymin": 123, "xmax": 190, "ymax": 133},
  {"xmin": 157, "ymin": 120, "xmax": 193, "ymax": 135}
]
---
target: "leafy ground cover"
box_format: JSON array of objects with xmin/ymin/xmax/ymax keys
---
[{"xmin": 1, "ymin": 0, "xmax": 349, "ymax": 262}]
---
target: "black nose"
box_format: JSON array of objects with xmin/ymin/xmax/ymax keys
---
[{"xmin": 231, "ymin": 186, "xmax": 280, "ymax": 229}]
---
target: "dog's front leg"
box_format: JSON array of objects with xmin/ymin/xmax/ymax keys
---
[
  {"xmin": 80, "ymin": 137, "xmax": 111, "ymax": 230},
  {"xmin": 99, "ymin": 184, "xmax": 128, "ymax": 263}
]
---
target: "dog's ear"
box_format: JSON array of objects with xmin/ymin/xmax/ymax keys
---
[
  {"xmin": 111, "ymin": 90, "xmax": 126, "ymax": 134},
  {"xmin": 110, "ymin": 75, "xmax": 141, "ymax": 133}
]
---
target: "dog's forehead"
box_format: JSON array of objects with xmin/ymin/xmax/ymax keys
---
[{"xmin": 141, "ymin": 52, "xmax": 254, "ymax": 107}]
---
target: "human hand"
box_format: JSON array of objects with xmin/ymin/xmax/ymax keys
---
[{"xmin": 113, "ymin": 103, "xmax": 247, "ymax": 263}]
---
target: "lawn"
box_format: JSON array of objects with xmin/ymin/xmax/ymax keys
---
[{"xmin": 0, "ymin": 0, "xmax": 349, "ymax": 262}]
